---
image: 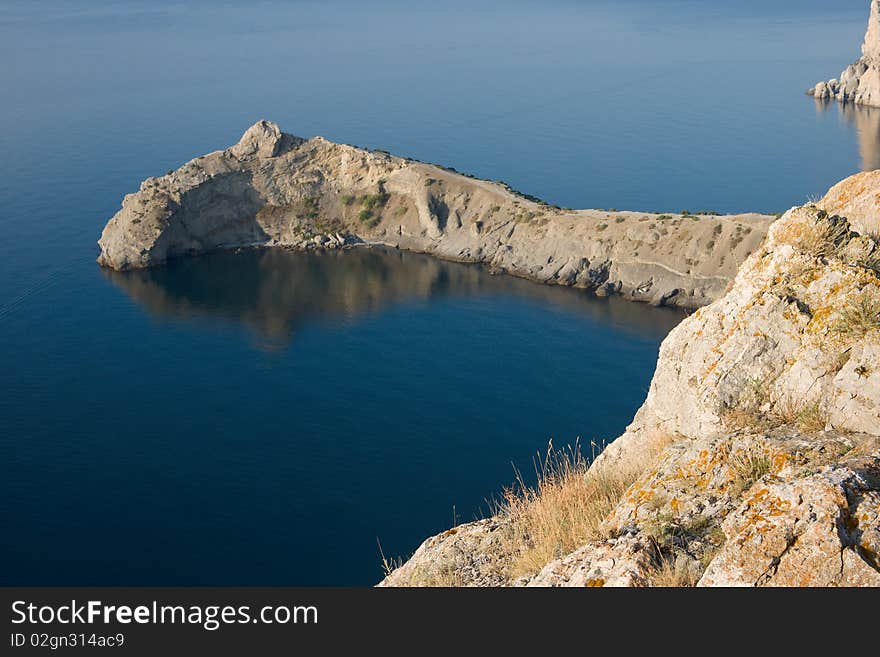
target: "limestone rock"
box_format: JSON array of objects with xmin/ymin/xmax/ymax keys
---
[
  {"xmin": 628, "ymin": 203, "xmax": 880, "ymax": 442},
  {"xmin": 377, "ymin": 519, "xmax": 511, "ymax": 587},
  {"xmin": 231, "ymin": 119, "xmax": 287, "ymax": 159},
  {"xmin": 809, "ymin": 1, "xmax": 880, "ymax": 108},
  {"xmin": 818, "ymin": 168, "xmax": 880, "ymax": 235},
  {"xmin": 698, "ymin": 461, "xmax": 880, "ymax": 587},
  {"xmin": 525, "ymin": 535, "xmax": 657, "ymax": 587}
]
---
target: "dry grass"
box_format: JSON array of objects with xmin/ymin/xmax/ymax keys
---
[
  {"xmin": 772, "ymin": 397, "xmax": 828, "ymax": 433},
  {"xmin": 721, "ymin": 379, "xmax": 828, "ymax": 434},
  {"xmin": 720, "ymin": 406, "xmax": 768, "ymax": 432},
  {"xmin": 497, "ymin": 437, "xmax": 669, "ymax": 579},
  {"xmin": 378, "ymin": 540, "xmax": 403, "ymax": 581},
  {"xmin": 832, "ymin": 292, "xmax": 880, "ymax": 338},
  {"xmin": 775, "ymin": 210, "xmax": 852, "ymax": 260},
  {"xmin": 729, "ymin": 447, "xmax": 774, "ymax": 496},
  {"xmin": 855, "ymin": 231, "xmax": 880, "ymax": 271},
  {"xmin": 649, "ymin": 557, "xmax": 701, "ymax": 588},
  {"xmin": 378, "ymin": 540, "xmax": 466, "ymax": 587},
  {"xmin": 398, "ymin": 561, "xmax": 467, "ymax": 587},
  {"xmin": 719, "ymin": 377, "xmax": 771, "ymax": 431}
]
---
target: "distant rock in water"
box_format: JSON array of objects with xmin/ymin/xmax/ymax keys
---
[
  {"xmin": 97, "ymin": 120, "xmax": 772, "ymax": 310},
  {"xmin": 809, "ymin": 0, "xmax": 880, "ymax": 107}
]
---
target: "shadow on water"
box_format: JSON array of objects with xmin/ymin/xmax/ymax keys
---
[
  {"xmin": 104, "ymin": 246, "xmax": 685, "ymax": 346},
  {"xmin": 815, "ymin": 98, "xmax": 880, "ymax": 171}
]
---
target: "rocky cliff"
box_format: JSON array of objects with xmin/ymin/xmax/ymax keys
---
[
  {"xmin": 809, "ymin": 1, "xmax": 880, "ymax": 106},
  {"xmin": 380, "ymin": 171, "xmax": 880, "ymax": 587},
  {"xmin": 97, "ymin": 121, "xmax": 771, "ymax": 309}
]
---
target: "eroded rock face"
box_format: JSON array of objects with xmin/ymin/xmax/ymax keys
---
[
  {"xmin": 97, "ymin": 121, "xmax": 772, "ymax": 309},
  {"xmin": 809, "ymin": 1, "xmax": 880, "ymax": 107},
  {"xmin": 380, "ymin": 173, "xmax": 880, "ymax": 588},
  {"xmin": 629, "ymin": 205, "xmax": 880, "ymax": 442}
]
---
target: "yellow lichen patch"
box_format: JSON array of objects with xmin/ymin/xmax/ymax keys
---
[
  {"xmin": 771, "ymin": 452, "xmax": 789, "ymax": 474},
  {"xmin": 733, "ymin": 487, "xmax": 794, "ymax": 541}
]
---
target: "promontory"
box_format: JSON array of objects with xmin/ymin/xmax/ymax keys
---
[{"xmin": 97, "ymin": 121, "xmax": 771, "ymax": 309}]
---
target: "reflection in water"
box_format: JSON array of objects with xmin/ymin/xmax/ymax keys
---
[
  {"xmin": 816, "ymin": 98, "xmax": 880, "ymax": 171},
  {"xmin": 105, "ymin": 247, "xmax": 684, "ymax": 346}
]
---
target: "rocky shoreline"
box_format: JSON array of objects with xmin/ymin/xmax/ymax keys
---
[
  {"xmin": 97, "ymin": 121, "xmax": 772, "ymax": 310},
  {"xmin": 381, "ymin": 172, "xmax": 880, "ymax": 587}
]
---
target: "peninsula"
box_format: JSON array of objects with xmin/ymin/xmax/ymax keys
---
[{"xmin": 97, "ymin": 121, "xmax": 771, "ymax": 309}]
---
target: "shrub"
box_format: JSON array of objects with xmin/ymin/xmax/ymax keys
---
[
  {"xmin": 341, "ymin": 195, "xmax": 355, "ymax": 206},
  {"xmin": 362, "ymin": 191, "xmax": 390, "ymax": 211},
  {"xmin": 596, "ymin": 223, "xmax": 609, "ymax": 231}
]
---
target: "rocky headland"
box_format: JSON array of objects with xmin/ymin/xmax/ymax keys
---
[
  {"xmin": 809, "ymin": 1, "xmax": 880, "ymax": 107},
  {"xmin": 97, "ymin": 121, "xmax": 771, "ymax": 310},
  {"xmin": 381, "ymin": 172, "xmax": 880, "ymax": 587}
]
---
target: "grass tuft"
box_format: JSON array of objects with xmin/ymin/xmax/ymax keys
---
[
  {"xmin": 497, "ymin": 437, "xmax": 669, "ymax": 578},
  {"xmin": 832, "ymin": 292, "xmax": 880, "ymax": 338},
  {"xmin": 775, "ymin": 210, "xmax": 852, "ymax": 260},
  {"xmin": 729, "ymin": 448, "xmax": 774, "ymax": 496},
  {"xmin": 649, "ymin": 557, "xmax": 701, "ymax": 588}
]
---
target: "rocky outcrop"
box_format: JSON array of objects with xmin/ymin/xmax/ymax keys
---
[
  {"xmin": 380, "ymin": 171, "xmax": 880, "ymax": 587},
  {"xmin": 809, "ymin": 1, "xmax": 880, "ymax": 107},
  {"xmin": 699, "ymin": 460, "xmax": 880, "ymax": 587},
  {"xmin": 98, "ymin": 121, "xmax": 772, "ymax": 310}
]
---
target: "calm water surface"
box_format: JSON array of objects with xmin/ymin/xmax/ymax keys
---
[{"xmin": 0, "ymin": 0, "xmax": 875, "ymax": 584}]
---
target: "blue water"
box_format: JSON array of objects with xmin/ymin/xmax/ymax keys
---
[{"xmin": 0, "ymin": 0, "xmax": 876, "ymax": 584}]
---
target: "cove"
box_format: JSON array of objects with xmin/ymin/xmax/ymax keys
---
[{"xmin": 3, "ymin": 247, "xmax": 682, "ymax": 585}]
